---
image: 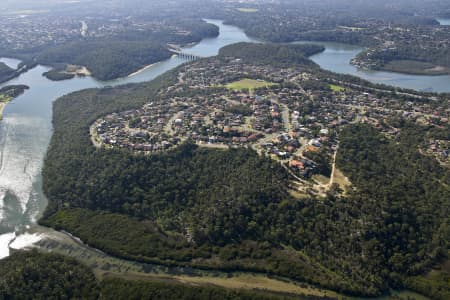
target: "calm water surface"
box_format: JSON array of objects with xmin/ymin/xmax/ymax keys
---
[
  {"xmin": 295, "ymin": 41, "xmax": 450, "ymax": 93},
  {"xmin": 0, "ymin": 18, "xmax": 438, "ymax": 300},
  {"xmin": 437, "ymin": 18, "xmax": 450, "ymax": 25},
  {"xmin": 0, "ymin": 58, "xmax": 20, "ymax": 69},
  {"xmin": 0, "ymin": 18, "xmax": 448, "ymax": 261},
  {"xmin": 0, "ymin": 19, "xmax": 257, "ymax": 258}
]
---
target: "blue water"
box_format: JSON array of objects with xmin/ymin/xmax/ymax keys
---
[
  {"xmin": 0, "ymin": 19, "xmax": 257, "ymax": 258},
  {"xmin": 0, "ymin": 18, "xmax": 448, "ymax": 259},
  {"xmin": 295, "ymin": 41, "xmax": 450, "ymax": 93},
  {"xmin": 437, "ymin": 18, "xmax": 450, "ymax": 25}
]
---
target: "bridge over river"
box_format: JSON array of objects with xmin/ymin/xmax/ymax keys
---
[{"xmin": 168, "ymin": 44, "xmax": 203, "ymax": 61}]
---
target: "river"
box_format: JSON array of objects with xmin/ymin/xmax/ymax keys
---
[
  {"xmin": 0, "ymin": 18, "xmax": 438, "ymax": 300},
  {"xmin": 0, "ymin": 17, "xmax": 449, "ymax": 258},
  {"xmin": 296, "ymin": 41, "xmax": 450, "ymax": 93},
  {"xmin": 0, "ymin": 19, "xmax": 258, "ymax": 258},
  {"xmin": 301, "ymin": 17, "xmax": 450, "ymax": 93}
]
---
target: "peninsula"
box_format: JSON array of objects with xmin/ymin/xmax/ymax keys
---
[
  {"xmin": 0, "ymin": 85, "xmax": 29, "ymax": 120},
  {"xmin": 40, "ymin": 43, "xmax": 449, "ymax": 299}
]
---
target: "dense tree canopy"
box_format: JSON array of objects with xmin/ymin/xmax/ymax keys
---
[
  {"xmin": 39, "ymin": 49, "xmax": 449, "ymax": 297},
  {"xmin": 0, "ymin": 251, "xmax": 330, "ymax": 300},
  {"xmin": 0, "ymin": 250, "xmax": 99, "ymax": 299},
  {"xmin": 3, "ymin": 19, "xmax": 218, "ymax": 81},
  {"xmin": 219, "ymin": 43, "xmax": 324, "ymax": 67},
  {"xmin": 36, "ymin": 40, "xmax": 171, "ymax": 81}
]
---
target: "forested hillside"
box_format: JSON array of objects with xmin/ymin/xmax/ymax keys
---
[
  {"xmin": 0, "ymin": 85, "xmax": 29, "ymax": 99},
  {"xmin": 40, "ymin": 47, "xmax": 449, "ymax": 297},
  {"xmin": 336, "ymin": 123, "xmax": 450, "ymax": 297},
  {"xmin": 0, "ymin": 251, "xmax": 99, "ymax": 299},
  {"xmin": 219, "ymin": 43, "xmax": 324, "ymax": 67},
  {"xmin": 1, "ymin": 19, "xmax": 218, "ymax": 81},
  {"xmin": 36, "ymin": 40, "xmax": 171, "ymax": 81},
  {"xmin": 40, "ymin": 67, "xmax": 363, "ymax": 295},
  {"xmin": 355, "ymin": 46, "xmax": 450, "ymax": 75},
  {"xmin": 33, "ymin": 19, "xmax": 219, "ymax": 81},
  {"xmin": 212, "ymin": 2, "xmax": 450, "ymax": 75},
  {"xmin": 0, "ymin": 62, "xmax": 36, "ymax": 84},
  {"xmin": 0, "ymin": 251, "xmax": 314, "ymax": 300}
]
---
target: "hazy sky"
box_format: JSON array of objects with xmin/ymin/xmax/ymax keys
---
[
  {"xmin": 0, "ymin": 0, "xmax": 92, "ymax": 10},
  {"xmin": 1, "ymin": 0, "xmax": 448, "ymax": 16}
]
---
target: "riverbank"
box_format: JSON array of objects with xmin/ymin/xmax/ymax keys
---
[
  {"xmin": 0, "ymin": 61, "xmax": 36, "ymax": 85},
  {"xmin": 0, "ymin": 100, "xmax": 10, "ymax": 120},
  {"xmin": 369, "ymin": 60, "xmax": 450, "ymax": 76},
  {"xmin": 15, "ymin": 224, "xmax": 429, "ymax": 300},
  {"xmin": 0, "ymin": 19, "xmax": 444, "ymax": 298},
  {"xmin": 43, "ymin": 64, "xmax": 91, "ymax": 81},
  {"xmin": 300, "ymin": 41, "xmax": 450, "ymax": 93},
  {"xmin": 0, "ymin": 85, "xmax": 29, "ymax": 120},
  {"xmin": 33, "ymin": 226, "xmax": 343, "ymax": 299},
  {"xmin": 0, "ymin": 19, "xmax": 257, "ymax": 261},
  {"xmin": 127, "ymin": 63, "xmax": 157, "ymax": 77}
]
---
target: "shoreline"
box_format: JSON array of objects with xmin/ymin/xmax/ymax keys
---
[
  {"xmin": 31, "ymin": 225, "xmax": 342, "ymax": 299},
  {"xmin": 378, "ymin": 66, "xmax": 450, "ymax": 76},
  {"xmin": 351, "ymin": 59, "xmax": 450, "ymax": 77},
  {"xmin": 0, "ymin": 85, "xmax": 30, "ymax": 120},
  {"xmin": 127, "ymin": 63, "xmax": 157, "ymax": 77},
  {"xmin": 66, "ymin": 65, "xmax": 91, "ymax": 77},
  {"xmin": 44, "ymin": 65, "xmax": 92, "ymax": 82},
  {"xmin": 0, "ymin": 99, "xmax": 11, "ymax": 121}
]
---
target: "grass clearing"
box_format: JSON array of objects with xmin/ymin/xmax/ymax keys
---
[
  {"xmin": 288, "ymin": 189, "xmax": 310, "ymax": 199},
  {"xmin": 237, "ymin": 8, "xmax": 259, "ymax": 13},
  {"xmin": 103, "ymin": 272, "xmax": 341, "ymax": 299},
  {"xmin": 329, "ymin": 84, "xmax": 345, "ymax": 92},
  {"xmin": 312, "ymin": 174, "xmax": 330, "ymax": 185},
  {"xmin": 333, "ymin": 168, "xmax": 352, "ymax": 193},
  {"xmin": 173, "ymin": 274, "xmax": 340, "ymax": 297},
  {"xmin": 225, "ymin": 79, "xmax": 277, "ymax": 91}
]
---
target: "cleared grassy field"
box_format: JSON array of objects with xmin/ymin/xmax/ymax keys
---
[
  {"xmin": 312, "ymin": 174, "xmax": 330, "ymax": 185},
  {"xmin": 172, "ymin": 274, "xmax": 341, "ymax": 298},
  {"xmin": 102, "ymin": 272, "xmax": 342, "ymax": 299},
  {"xmin": 332, "ymin": 168, "xmax": 352, "ymax": 194},
  {"xmin": 225, "ymin": 79, "xmax": 277, "ymax": 91},
  {"xmin": 329, "ymin": 84, "xmax": 345, "ymax": 92}
]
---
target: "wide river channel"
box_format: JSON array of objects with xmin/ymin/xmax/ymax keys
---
[{"xmin": 0, "ymin": 19, "xmax": 448, "ymax": 261}]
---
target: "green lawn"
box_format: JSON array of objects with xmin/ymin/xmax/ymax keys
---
[
  {"xmin": 329, "ymin": 84, "xmax": 345, "ymax": 92},
  {"xmin": 225, "ymin": 79, "xmax": 276, "ymax": 91}
]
